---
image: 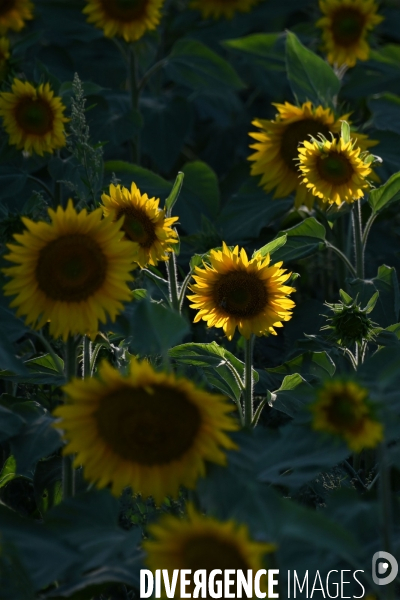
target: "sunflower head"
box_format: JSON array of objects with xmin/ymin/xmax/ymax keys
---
[
  {"xmin": 322, "ymin": 289, "xmax": 380, "ymax": 347},
  {"xmin": 53, "ymin": 359, "xmax": 238, "ymax": 502},
  {"xmin": 101, "ymin": 182, "xmax": 178, "ymax": 268},
  {"xmin": 144, "ymin": 504, "xmax": 275, "ymax": 595},
  {"xmin": 3, "ymin": 200, "xmax": 135, "ymax": 340},
  {"xmin": 0, "ymin": 0, "xmax": 33, "ymax": 34},
  {"xmin": 297, "ymin": 126, "xmax": 376, "ymax": 206},
  {"xmin": 189, "ymin": 0, "xmax": 260, "ymax": 20},
  {"xmin": 0, "ymin": 79, "xmax": 69, "ymax": 156},
  {"xmin": 188, "ymin": 242, "xmax": 295, "ymax": 341},
  {"xmin": 248, "ymin": 101, "xmax": 377, "ymax": 209},
  {"xmin": 317, "ymin": 0, "xmax": 384, "ymax": 68},
  {"xmin": 310, "ymin": 379, "xmax": 383, "ymax": 452},
  {"xmin": 83, "ymin": 0, "xmax": 164, "ymax": 42}
]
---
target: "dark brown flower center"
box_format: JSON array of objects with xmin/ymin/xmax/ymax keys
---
[
  {"xmin": 0, "ymin": 0, "xmax": 17, "ymax": 16},
  {"xmin": 281, "ymin": 119, "xmax": 333, "ymax": 171},
  {"xmin": 95, "ymin": 384, "xmax": 201, "ymax": 465},
  {"xmin": 36, "ymin": 234, "xmax": 107, "ymax": 301},
  {"xmin": 181, "ymin": 535, "xmax": 252, "ymax": 599},
  {"xmin": 322, "ymin": 390, "xmax": 366, "ymax": 433},
  {"xmin": 99, "ymin": 0, "xmax": 148, "ymax": 21},
  {"xmin": 331, "ymin": 8, "xmax": 366, "ymax": 47},
  {"xmin": 316, "ymin": 152, "xmax": 354, "ymax": 185},
  {"xmin": 15, "ymin": 98, "xmax": 54, "ymax": 136},
  {"xmin": 117, "ymin": 206, "xmax": 157, "ymax": 248},
  {"xmin": 213, "ymin": 270, "xmax": 268, "ymax": 318}
]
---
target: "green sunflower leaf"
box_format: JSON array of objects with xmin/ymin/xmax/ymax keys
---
[
  {"xmin": 272, "ymin": 217, "xmax": 326, "ymax": 262},
  {"xmin": 267, "ymin": 351, "xmax": 336, "ymax": 379},
  {"xmin": 254, "ymin": 234, "xmax": 287, "ymax": 258},
  {"xmin": 285, "ymin": 32, "xmax": 340, "ymax": 109},
  {"xmin": 368, "ymin": 171, "xmax": 400, "ymax": 213}
]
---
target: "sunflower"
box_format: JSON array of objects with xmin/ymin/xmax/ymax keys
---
[
  {"xmin": 83, "ymin": 0, "xmax": 164, "ymax": 42},
  {"xmin": 101, "ymin": 183, "xmax": 178, "ymax": 268},
  {"xmin": 310, "ymin": 379, "xmax": 383, "ymax": 452},
  {"xmin": 248, "ymin": 101, "xmax": 377, "ymax": 209},
  {"xmin": 144, "ymin": 504, "xmax": 275, "ymax": 597},
  {"xmin": 0, "ymin": 79, "xmax": 68, "ymax": 156},
  {"xmin": 188, "ymin": 242, "xmax": 295, "ymax": 341},
  {"xmin": 53, "ymin": 359, "xmax": 238, "ymax": 502},
  {"xmin": 297, "ymin": 134, "xmax": 372, "ymax": 206},
  {"xmin": 189, "ymin": 0, "xmax": 260, "ymax": 20},
  {"xmin": 0, "ymin": 0, "xmax": 33, "ymax": 34},
  {"xmin": 0, "ymin": 36, "xmax": 10, "ymax": 81},
  {"xmin": 317, "ymin": 0, "xmax": 383, "ymax": 68},
  {"xmin": 3, "ymin": 200, "xmax": 135, "ymax": 341}
]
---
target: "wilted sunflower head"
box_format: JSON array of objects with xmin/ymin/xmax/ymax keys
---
[
  {"xmin": 310, "ymin": 379, "xmax": 383, "ymax": 452},
  {"xmin": 189, "ymin": 0, "xmax": 260, "ymax": 20},
  {"xmin": 297, "ymin": 124, "xmax": 377, "ymax": 206},
  {"xmin": 144, "ymin": 504, "xmax": 275, "ymax": 596},
  {"xmin": 83, "ymin": 0, "xmax": 164, "ymax": 42},
  {"xmin": 317, "ymin": 0, "xmax": 383, "ymax": 68},
  {"xmin": 188, "ymin": 242, "xmax": 295, "ymax": 340},
  {"xmin": 0, "ymin": 0, "xmax": 33, "ymax": 34},
  {"xmin": 0, "ymin": 78, "xmax": 68, "ymax": 156},
  {"xmin": 54, "ymin": 359, "xmax": 238, "ymax": 502},
  {"xmin": 101, "ymin": 182, "xmax": 178, "ymax": 268},
  {"xmin": 248, "ymin": 101, "xmax": 377, "ymax": 209}
]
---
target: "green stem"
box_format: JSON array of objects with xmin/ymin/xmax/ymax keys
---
[
  {"xmin": 362, "ymin": 212, "xmax": 377, "ymax": 248},
  {"xmin": 243, "ymin": 335, "xmax": 255, "ymax": 428},
  {"xmin": 378, "ymin": 443, "xmax": 396, "ymax": 600},
  {"xmin": 167, "ymin": 253, "xmax": 180, "ymax": 312},
  {"xmin": 128, "ymin": 45, "xmax": 140, "ymax": 164},
  {"xmin": 63, "ymin": 337, "xmax": 77, "ymax": 499},
  {"xmin": 325, "ymin": 242, "xmax": 357, "ymax": 278},
  {"xmin": 352, "ymin": 201, "xmax": 364, "ymax": 279},
  {"xmin": 178, "ymin": 269, "xmax": 194, "ymax": 311},
  {"xmin": 82, "ymin": 336, "xmax": 91, "ymax": 379},
  {"xmin": 26, "ymin": 174, "xmax": 55, "ymax": 204}
]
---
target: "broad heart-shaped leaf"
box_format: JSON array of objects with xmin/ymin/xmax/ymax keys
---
[
  {"xmin": 103, "ymin": 161, "xmax": 172, "ymax": 199},
  {"xmin": 10, "ymin": 412, "xmax": 62, "ymax": 475},
  {"xmin": 272, "ymin": 217, "xmax": 326, "ymax": 262},
  {"xmin": 368, "ymin": 92, "xmax": 400, "ymax": 136},
  {"xmin": 223, "ymin": 32, "xmax": 285, "ymax": 72},
  {"xmin": 0, "ymin": 353, "xmax": 65, "ymax": 385},
  {"xmin": 253, "ymin": 234, "xmax": 287, "ymax": 258},
  {"xmin": 368, "ymin": 171, "xmax": 400, "ymax": 213},
  {"xmin": 0, "ymin": 537, "xmax": 35, "ymax": 600},
  {"xmin": 33, "ymin": 456, "xmax": 63, "ymax": 516},
  {"xmin": 176, "ymin": 161, "xmax": 220, "ymax": 234},
  {"xmin": 166, "ymin": 38, "xmax": 244, "ymax": 92},
  {"xmin": 285, "ymin": 32, "xmax": 340, "ymax": 108},
  {"xmin": 0, "ymin": 404, "xmax": 25, "ymax": 443},
  {"xmin": 168, "ymin": 342, "xmax": 258, "ymax": 402},
  {"xmin": 267, "ymin": 351, "xmax": 335, "ymax": 379},
  {"xmin": 0, "ymin": 503, "xmax": 78, "ymax": 590},
  {"xmin": 268, "ymin": 373, "xmax": 312, "ymax": 418},
  {"xmin": 112, "ymin": 298, "xmax": 190, "ymax": 358},
  {"xmin": 347, "ymin": 265, "xmax": 400, "ymax": 328},
  {"xmin": 216, "ymin": 179, "xmax": 292, "ymax": 243}
]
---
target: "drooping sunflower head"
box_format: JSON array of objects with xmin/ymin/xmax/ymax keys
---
[
  {"xmin": 248, "ymin": 101, "xmax": 377, "ymax": 210},
  {"xmin": 297, "ymin": 133, "xmax": 373, "ymax": 206},
  {"xmin": 83, "ymin": 0, "xmax": 164, "ymax": 42},
  {"xmin": 3, "ymin": 200, "xmax": 135, "ymax": 341},
  {"xmin": 54, "ymin": 359, "xmax": 238, "ymax": 502},
  {"xmin": 317, "ymin": 0, "xmax": 384, "ymax": 68},
  {"xmin": 189, "ymin": 0, "xmax": 260, "ymax": 20},
  {"xmin": 0, "ymin": 79, "xmax": 69, "ymax": 156},
  {"xmin": 144, "ymin": 504, "xmax": 275, "ymax": 596},
  {"xmin": 0, "ymin": 0, "xmax": 33, "ymax": 34},
  {"xmin": 101, "ymin": 183, "xmax": 178, "ymax": 268},
  {"xmin": 188, "ymin": 242, "xmax": 295, "ymax": 341},
  {"xmin": 310, "ymin": 379, "xmax": 383, "ymax": 452}
]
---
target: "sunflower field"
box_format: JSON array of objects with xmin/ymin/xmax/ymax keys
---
[{"xmin": 1, "ymin": 0, "xmax": 400, "ymax": 599}]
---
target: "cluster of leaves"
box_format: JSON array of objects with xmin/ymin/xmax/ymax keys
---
[{"xmin": 1, "ymin": 0, "xmax": 400, "ymax": 599}]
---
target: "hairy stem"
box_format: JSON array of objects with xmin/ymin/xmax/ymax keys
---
[
  {"xmin": 243, "ymin": 335, "xmax": 255, "ymax": 427},
  {"xmin": 352, "ymin": 201, "xmax": 364, "ymax": 279},
  {"xmin": 62, "ymin": 337, "xmax": 77, "ymax": 499},
  {"xmin": 167, "ymin": 253, "xmax": 180, "ymax": 312}
]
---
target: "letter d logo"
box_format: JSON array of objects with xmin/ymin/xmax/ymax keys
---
[{"xmin": 372, "ymin": 551, "xmax": 398, "ymax": 586}]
